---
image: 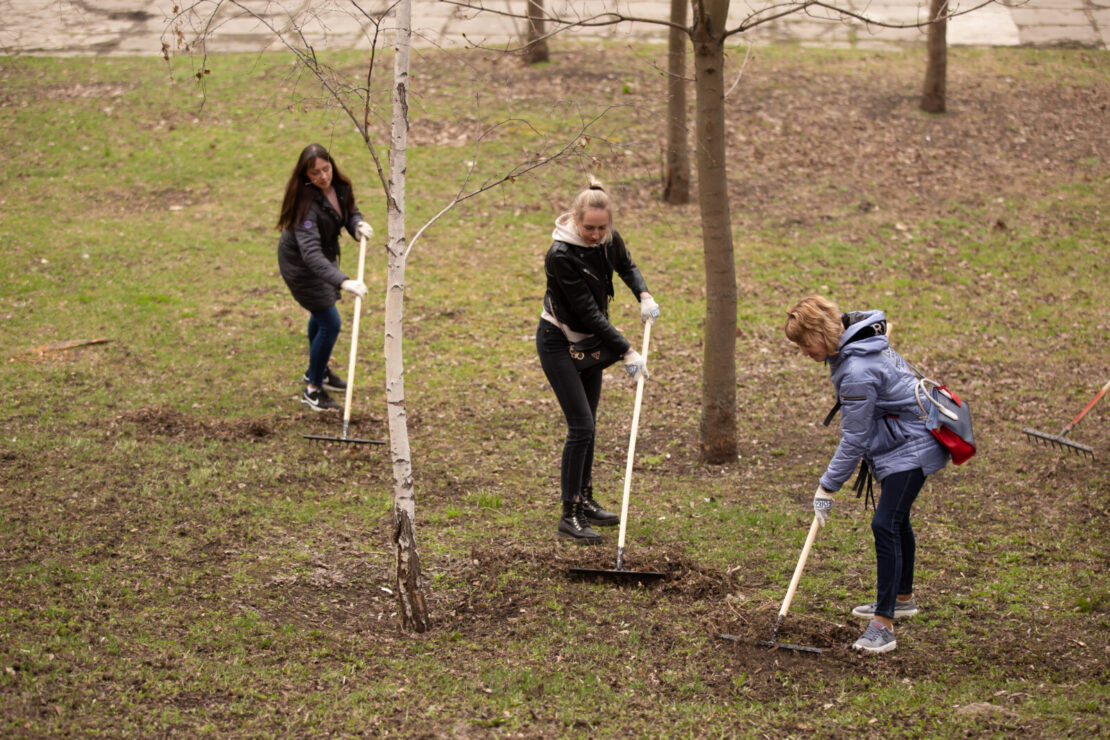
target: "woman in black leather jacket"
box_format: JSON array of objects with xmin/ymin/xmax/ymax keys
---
[
  {"xmin": 277, "ymin": 143, "xmax": 373, "ymax": 411},
  {"xmin": 536, "ymin": 177, "xmax": 660, "ymax": 544}
]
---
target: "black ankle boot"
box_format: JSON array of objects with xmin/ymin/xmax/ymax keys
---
[
  {"xmin": 557, "ymin": 498, "xmax": 602, "ymax": 545},
  {"xmin": 580, "ymin": 485, "xmax": 620, "ymax": 527}
]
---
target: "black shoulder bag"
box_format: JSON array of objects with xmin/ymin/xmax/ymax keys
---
[{"xmin": 568, "ymin": 336, "xmax": 622, "ymax": 372}]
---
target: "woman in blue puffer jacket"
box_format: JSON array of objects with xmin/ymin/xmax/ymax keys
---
[{"xmin": 785, "ymin": 295, "xmax": 949, "ymax": 654}]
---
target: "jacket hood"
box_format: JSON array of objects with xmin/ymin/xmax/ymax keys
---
[
  {"xmin": 552, "ymin": 212, "xmax": 597, "ymax": 248},
  {"xmin": 836, "ymin": 309, "xmax": 889, "ymax": 358}
]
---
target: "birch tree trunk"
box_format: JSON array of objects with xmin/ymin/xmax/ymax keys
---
[
  {"xmin": 386, "ymin": 0, "xmax": 428, "ymax": 633},
  {"xmin": 691, "ymin": 0, "xmax": 737, "ymax": 463},
  {"xmin": 921, "ymin": 0, "xmax": 948, "ymax": 113},
  {"xmin": 663, "ymin": 0, "xmax": 690, "ymax": 204},
  {"xmin": 523, "ymin": 0, "xmax": 549, "ymax": 64}
]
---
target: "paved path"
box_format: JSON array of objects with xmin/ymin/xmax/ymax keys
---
[{"xmin": 1, "ymin": 0, "xmax": 1107, "ymax": 56}]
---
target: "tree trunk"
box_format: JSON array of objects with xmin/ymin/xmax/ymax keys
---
[
  {"xmin": 523, "ymin": 0, "xmax": 549, "ymax": 64},
  {"xmin": 387, "ymin": 0, "xmax": 428, "ymax": 633},
  {"xmin": 663, "ymin": 0, "xmax": 690, "ymax": 205},
  {"xmin": 921, "ymin": 0, "xmax": 947, "ymax": 113},
  {"xmin": 691, "ymin": 0, "xmax": 737, "ymax": 463}
]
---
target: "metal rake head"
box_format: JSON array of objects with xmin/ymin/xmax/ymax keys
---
[{"xmin": 1022, "ymin": 428, "xmax": 1094, "ymax": 457}]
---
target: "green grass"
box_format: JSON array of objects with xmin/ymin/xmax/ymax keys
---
[{"xmin": 1, "ymin": 42, "xmax": 1109, "ymax": 737}]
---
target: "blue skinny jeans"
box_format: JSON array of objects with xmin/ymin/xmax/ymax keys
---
[
  {"xmin": 306, "ymin": 304, "xmax": 341, "ymax": 387},
  {"xmin": 871, "ymin": 467, "xmax": 926, "ymax": 619},
  {"xmin": 536, "ymin": 320, "xmax": 606, "ymax": 503}
]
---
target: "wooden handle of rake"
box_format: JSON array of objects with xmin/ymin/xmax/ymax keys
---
[
  {"xmin": 340, "ymin": 234, "xmax": 368, "ymax": 439},
  {"xmin": 1061, "ymin": 379, "xmax": 1110, "ymax": 437},
  {"xmin": 615, "ymin": 319, "xmax": 652, "ymax": 565},
  {"xmin": 778, "ymin": 514, "xmax": 821, "ymax": 620}
]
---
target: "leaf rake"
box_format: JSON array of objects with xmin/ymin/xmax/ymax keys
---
[{"xmin": 1022, "ymin": 379, "xmax": 1108, "ymax": 458}]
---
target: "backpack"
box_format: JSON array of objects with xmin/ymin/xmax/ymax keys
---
[{"xmin": 913, "ymin": 375, "xmax": 976, "ymax": 465}]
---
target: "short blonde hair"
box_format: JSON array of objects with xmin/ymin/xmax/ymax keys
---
[
  {"xmin": 571, "ymin": 175, "xmax": 613, "ymax": 244},
  {"xmin": 785, "ymin": 295, "xmax": 842, "ymax": 356}
]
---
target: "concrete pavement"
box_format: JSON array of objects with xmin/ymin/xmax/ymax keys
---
[{"xmin": 1, "ymin": 0, "xmax": 1107, "ymax": 56}]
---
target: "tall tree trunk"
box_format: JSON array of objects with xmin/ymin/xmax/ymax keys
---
[
  {"xmin": 523, "ymin": 0, "xmax": 549, "ymax": 64},
  {"xmin": 663, "ymin": 0, "xmax": 690, "ymax": 204},
  {"xmin": 387, "ymin": 0, "xmax": 428, "ymax": 633},
  {"xmin": 691, "ymin": 0, "xmax": 737, "ymax": 463},
  {"xmin": 921, "ymin": 0, "xmax": 948, "ymax": 113}
]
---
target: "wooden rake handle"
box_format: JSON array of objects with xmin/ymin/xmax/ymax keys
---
[
  {"xmin": 341, "ymin": 234, "xmax": 368, "ymax": 437},
  {"xmin": 778, "ymin": 514, "xmax": 822, "ymax": 620},
  {"xmin": 616, "ymin": 319, "xmax": 653, "ymax": 555}
]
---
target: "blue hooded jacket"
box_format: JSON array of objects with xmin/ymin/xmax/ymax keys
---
[{"xmin": 819, "ymin": 310, "xmax": 950, "ymax": 492}]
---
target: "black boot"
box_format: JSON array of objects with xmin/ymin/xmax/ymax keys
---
[
  {"xmin": 580, "ymin": 485, "xmax": 620, "ymax": 527},
  {"xmin": 557, "ymin": 498, "xmax": 602, "ymax": 545}
]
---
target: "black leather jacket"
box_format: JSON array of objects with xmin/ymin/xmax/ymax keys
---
[{"xmin": 542, "ymin": 230, "xmax": 650, "ymax": 355}]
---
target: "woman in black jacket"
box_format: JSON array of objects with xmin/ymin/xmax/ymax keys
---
[
  {"xmin": 277, "ymin": 144, "xmax": 374, "ymax": 411},
  {"xmin": 537, "ymin": 177, "xmax": 660, "ymax": 544}
]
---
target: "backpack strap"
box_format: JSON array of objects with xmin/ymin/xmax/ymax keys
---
[
  {"xmin": 852, "ymin": 460, "xmax": 875, "ymax": 511},
  {"xmin": 915, "ymin": 377, "xmax": 960, "ymax": 421}
]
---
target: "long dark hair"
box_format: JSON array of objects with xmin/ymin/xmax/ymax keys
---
[{"xmin": 276, "ymin": 143, "xmax": 356, "ymax": 230}]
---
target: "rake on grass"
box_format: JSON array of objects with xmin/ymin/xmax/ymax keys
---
[
  {"xmin": 303, "ymin": 233, "xmax": 385, "ymax": 446},
  {"xmin": 758, "ymin": 514, "xmax": 826, "ymax": 654},
  {"xmin": 568, "ymin": 320, "xmax": 666, "ymax": 586},
  {"xmin": 718, "ymin": 513, "xmax": 825, "ymax": 654},
  {"xmin": 1022, "ymin": 379, "xmax": 1108, "ymax": 458}
]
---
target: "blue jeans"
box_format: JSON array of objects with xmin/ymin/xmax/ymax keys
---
[
  {"xmin": 306, "ymin": 305, "xmax": 341, "ymax": 386},
  {"xmin": 536, "ymin": 320, "xmax": 605, "ymax": 503},
  {"xmin": 871, "ymin": 467, "xmax": 926, "ymax": 619}
]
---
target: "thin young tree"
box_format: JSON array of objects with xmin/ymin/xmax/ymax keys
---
[
  {"xmin": 166, "ymin": 0, "xmax": 606, "ymax": 630},
  {"xmin": 663, "ymin": 0, "xmax": 690, "ymax": 205},
  {"xmin": 383, "ymin": 0, "xmax": 427, "ymax": 632},
  {"xmin": 921, "ymin": 0, "xmax": 948, "ymax": 113},
  {"xmin": 689, "ymin": 0, "xmax": 736, "ymax": 462}
]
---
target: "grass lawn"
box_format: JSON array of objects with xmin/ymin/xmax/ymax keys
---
[{"xmin": 1, "ymin": 42, "xmax": 1108, "ymax": 736}]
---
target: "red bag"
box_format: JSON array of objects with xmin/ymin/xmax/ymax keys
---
[{"xmin": 915, "ymin": 378, "xmax": 976, "ymax": 465}]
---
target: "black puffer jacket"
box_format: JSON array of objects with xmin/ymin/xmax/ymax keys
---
[
  {"xmin": 277, "ymin": 181, "xmax": 364, "ymax": 312},
  {"xmin": 543, "ymin": 229, "xmax": 649, "ymax": 355}
]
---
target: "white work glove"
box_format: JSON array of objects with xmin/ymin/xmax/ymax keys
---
[
  {"xmin": 813, "ymin": 486, "xmax": 834, "ymax": 527},
  {"xmin": 340, "ymin": 279, "xmax": 368, "ymax": 299},
  {"xmin": 356, "ymin": 221, "xmax": 374, "ymax": 240},
  {"xmin": 640, "ymin": 295, "xmax": 660, "ymax": 324},
  {"xmin": 623, "ymin": 350, "xmax": 649, "ymax": 380}
]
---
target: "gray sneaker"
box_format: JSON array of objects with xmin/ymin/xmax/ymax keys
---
[
  {"xmin": 852, "ymin": 598, "xmax": 918, "ymax": 619},
  {"xmin": 853, "ymin": 621, "xmax": 897, "ymax": 653}
]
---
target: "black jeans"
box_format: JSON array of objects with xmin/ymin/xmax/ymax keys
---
[
  {"xmin": 536, "ymin": 320, "xmax": 608, "ymax": 503},
  {"xmin": 871, "ymin": 467, "xmax": 926, "ymax": 619}
]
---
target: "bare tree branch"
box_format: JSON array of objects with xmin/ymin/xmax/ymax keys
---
[
  {"xmin": 723, "ymin": 42, "xmax": 752, "ymax": 99},
  {"xmin": 169, "ymin": 0, "xmax": 620, "ymax": 259},
  {"xmin": 406, "ymin": 106, "xmax": 617, "ymax": 255},
  {"xmin": 166, "ymin": 0, "xmax": 397, "ymax": 196},
  {"xmin": 441, "ymin": 0, "xmax": 1000, "ymax": 44},
  {"xmin": 730, "ymin": 0, "xmax": 1000, "ymax": 36},
  {"xmin": 443, "ymin": 0, "xmax": 682, "ymax": 30},
  {"xmin": 441, "ymin": 0, "xmax": 686, "ymax": 53}
]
